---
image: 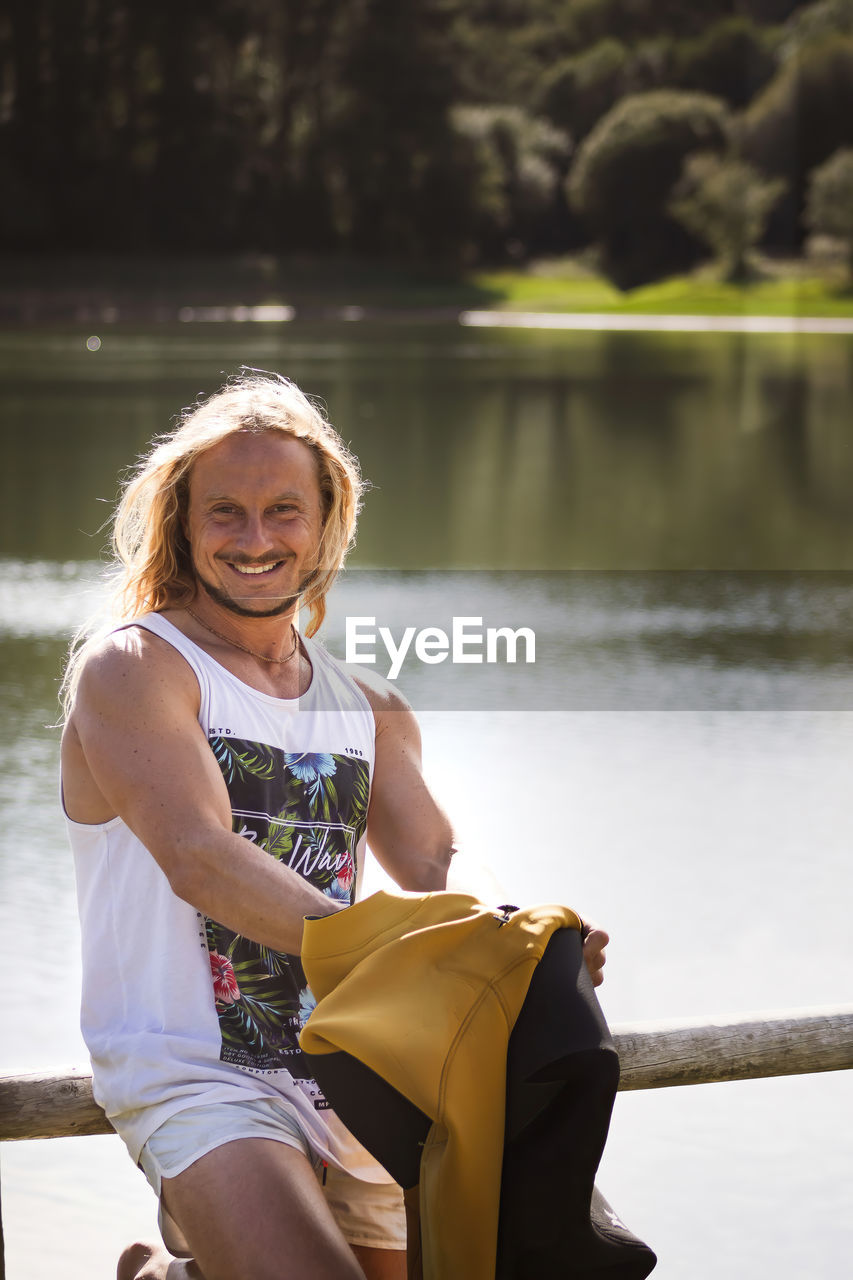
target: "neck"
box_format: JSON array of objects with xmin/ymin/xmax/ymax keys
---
[{"xmin": 185, "ymin": 599, "xmax": 301, "ymax": 665}]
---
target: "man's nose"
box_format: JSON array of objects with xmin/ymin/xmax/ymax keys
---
[{"xmin": 236, "ymin": 511, "xmax": 275, "ymax": 556}]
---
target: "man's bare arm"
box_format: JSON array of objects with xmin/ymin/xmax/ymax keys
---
[
  {"xmin": 356, "ymin": 675, "xmax": 455, "ymax": 892},
  {"xmin": 67, "ymin": 629, "xmax": 341, "ymax": 953},
  {"xmin": 355, "ymin": 671, "xmax": 609, "ymax": 985}
]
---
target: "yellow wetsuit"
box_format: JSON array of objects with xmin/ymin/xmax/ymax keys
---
[{"xmin": 299, "ymin": 889, "xmax": 582, "ymax": 1280}]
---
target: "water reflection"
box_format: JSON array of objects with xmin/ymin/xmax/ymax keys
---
[
  {"xmin": 2, "ymin": 325, "xmax": 853, "ymax": 568},
  {"xmin": 324, "ymin": 569, "xmax": 853, "ymax": 709}
]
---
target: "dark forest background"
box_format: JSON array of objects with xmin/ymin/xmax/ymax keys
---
[{"xmin": 5, "ymin": 0, "xmax": 853, "ymax": 286}]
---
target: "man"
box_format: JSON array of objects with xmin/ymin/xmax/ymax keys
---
[{"xmin": 61, "ymin": 372, "xmax": 608, "ymax": 1280}]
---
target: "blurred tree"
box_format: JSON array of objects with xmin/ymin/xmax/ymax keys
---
[
  {"xmin": 778, "ymin": 0, "xmax": 853, "ymax": 59},
  {"xmin": 561, "ymin": 0, "xmax": 735, "ymax": 50},
  {"xmin": 143, "ymin": 0, "xmax": 254, "ymax": 249},
  {"xmin": 260, "ymin": 0, "xmax": 355, "ymax": 251},
  {"xmin": 450, "ymin": 0, "xmax": 579, "ymax": 105},
  {"xmin": 0, "ymin": 0, "xmax": 829, "ymax": 263},
  {"xmin": 673, "ymin": 17, "xmax": 778, "ymax": 108},
  {"xmin": 669, "ymin": 152, "xmax": 786, "ymax": 278},
  {"xmin": 739, "ymin": 36, "xmax": 853, "ymax": 251},
  {"xmin": 621, "ymin": 38, "xmax": 679, "ymax": 95},
  {"xmin": 1, "ymin": 0, "xmax": 275, "ymax": 250},
  {"xmin": 739, "ymin": 0, "xmax": 802, "ymax": 19},
  {"xmin": 312, "ymin": 0, "xmax": 465, "ymax": 258},
  {"xmin": 1, "ymin": 0, "xmax": 47, "ymax": 242},
  {"xmin": 567, "ymin": 90, "xmax": 731, "ymax": 287},
  {"xmin": 538, "ymin": 39, "xmax": 628, "ymax": 142},
  {"xmin": 449, "ymin": 105, "xmax": 571, "ymax": 259},
  {"xmin": 805, "ymin": 146, "xmax": 853, "ymax": 277}
]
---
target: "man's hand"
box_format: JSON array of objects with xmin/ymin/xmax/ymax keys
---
[{"xmin": 581, "ymin": 920, "xmax": 609, "ymax": 988}]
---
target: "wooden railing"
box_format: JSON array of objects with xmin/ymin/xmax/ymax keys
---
[{"xmin": 1, "ymin": 1006, "xmax": 851, "ymax": 1276}]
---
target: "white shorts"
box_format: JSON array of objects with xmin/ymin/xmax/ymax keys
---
[{"xmin": 138, "ymin": 1097, "xmax": 407, "ymax": 1256}]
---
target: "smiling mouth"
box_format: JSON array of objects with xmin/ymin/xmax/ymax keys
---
[{"xmin": 230, "ymin": 561, "xmax": 284, "ymax": 576}]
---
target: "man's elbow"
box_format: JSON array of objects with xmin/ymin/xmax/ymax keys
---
[
  {"xmin": 398, "ymin": 843, "xmax": 454, "ymax": 893},
  {"xmin": 154, "ymin": 836, "xmax": 209, "ymax": 907},
  {"xmin": 166, "ymin": 860, "xmax": 203, "ymax": 906}
]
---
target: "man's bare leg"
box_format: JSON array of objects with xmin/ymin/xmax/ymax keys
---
[
  {"xmin": 116, "ymin": 1140, "xmax": 407, "ymax": 1280},
  {"xmin": 150, "ymin": 1137, "xmax": 366, "ymax": 1280},
  {"xmin": 351, "ymin": 1245, "xmax": 407, "ymax": 1280}
]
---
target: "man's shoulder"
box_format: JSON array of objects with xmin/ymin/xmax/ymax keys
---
[
  {"xmin": 345, "ymin": 661, "xmax": 414, "ymax": 719},
  {"xmin": 75, "ymin": 620, "xmax": 198, "ymax": 702},
  {"xmin": 347, "ymin": 665, "xmax": 421, "ymax": 752},
  {"xmin": 308, "ymin": 637, "xmax": 413, "ymax": 718}
]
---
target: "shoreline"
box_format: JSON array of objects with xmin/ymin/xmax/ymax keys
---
[
  {"xmin": 4, "ymin": 254, "xmax": 853, "ymax": 327},
  {"xmin": 3, "ymin": 298, "xmax": 853, "ymax": 333}
]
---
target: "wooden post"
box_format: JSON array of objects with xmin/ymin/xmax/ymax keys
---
[
  {"xmin": 0, "ymin": 1067, "xmax": 111, "ymax": 1142},
  {"xmin": 613, "ymin": 1004, "xmax": 853, "ymax": 1090}
]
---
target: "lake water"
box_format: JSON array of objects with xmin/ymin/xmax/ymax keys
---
[{"xmin": 1, "ymin": 321, "xmax": 851, "ymax": 1279}]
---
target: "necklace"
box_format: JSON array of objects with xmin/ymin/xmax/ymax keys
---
[{"xmin": 186, "ymin": 608, "xmax": 299, "ymax": 665}]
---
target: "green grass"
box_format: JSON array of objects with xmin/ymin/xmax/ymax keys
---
[{"xmin": 469, "ymin": 263, "xmax": 853, "ymax": 317}]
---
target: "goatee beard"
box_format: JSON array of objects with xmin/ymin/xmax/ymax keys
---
[{"xmin": 195, "ymin": 569, "xmax": 316, "ymax": 619}]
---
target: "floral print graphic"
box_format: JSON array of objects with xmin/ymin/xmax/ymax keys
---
[
  {"xmin": 210, "ymin": 952, "xmax": 240, "ymax": 1004},
  {"xmin": 298, "ymin": 987, "xmax": 317, "ymax": 1029},
  {"xmin": 204, "ymin": 736, "xmax": 369, "ymax": 1075},
  {"xmin": 336, "ymin": 853, "xmax": 355, "ymax": 892},
  {"xmin": 284, "ymin": 752, "xmax": 336, "ymax": 783},
  {"xmin": 284, "ymin": 751, "xmax": 339, "ymax": 812}
]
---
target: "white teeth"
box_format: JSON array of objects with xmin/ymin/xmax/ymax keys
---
[{"xmin": 234, "ymin": 563, "xmax": 279, "ymax": 575}]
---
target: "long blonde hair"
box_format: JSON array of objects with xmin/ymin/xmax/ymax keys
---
[{"xmin": 61, "ymin": 371, "xmax": 364, "ymax": 716}]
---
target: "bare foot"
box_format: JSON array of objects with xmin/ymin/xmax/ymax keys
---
[
  {"xmin": 117, "ymin": 1241, "xmax": 201, "ymax": 1280},
  {"xmin": 117, "ymin": 1243, "xmax": 167, "ymax": 1280}
]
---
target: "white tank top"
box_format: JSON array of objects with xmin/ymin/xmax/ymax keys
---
[{"xmin": 64, "ymin": 613, "xmax": 388, "ymax": 1179}]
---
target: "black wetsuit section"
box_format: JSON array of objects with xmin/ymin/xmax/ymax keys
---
[
  {"xmin": 496, "ymin": 925, "xmax": 655, "ymax": 1278},
  {"xmin": 305, "ymin": 1046, "xmax": 430, "ymax": 1191},
  {"xmin": 303, "ymin": 925, "xmax": 656, "ymax": 1278}
]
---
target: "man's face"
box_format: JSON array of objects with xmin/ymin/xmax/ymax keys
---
[{"xmin": 184, "ymin": 431, "xmax": 325, "ymax": 618}]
